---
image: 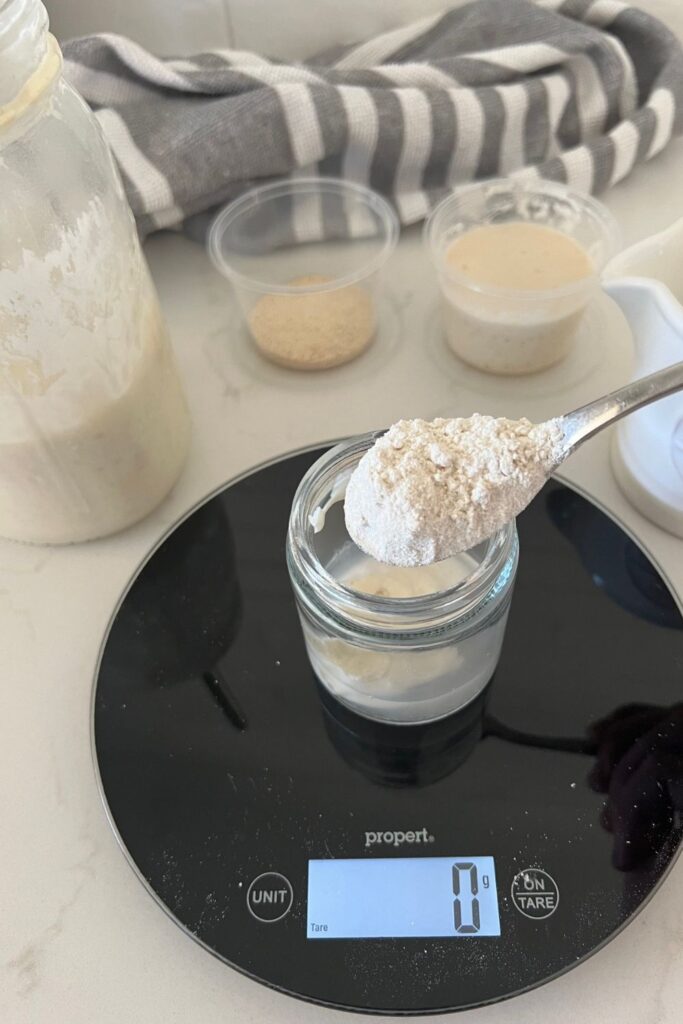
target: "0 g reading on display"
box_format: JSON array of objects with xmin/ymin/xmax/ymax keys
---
[{"xmin": 307, "ymin": 857, "xmax": 501, "ymax": 939}]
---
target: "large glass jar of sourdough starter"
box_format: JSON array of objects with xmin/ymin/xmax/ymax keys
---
[
  {"xmin": 287, "ymin": 437, "xmax": 519, "ymax": 725},
  {"xmin": 0, "ymin": 0, "xmax": 190, "ymax": 543}
]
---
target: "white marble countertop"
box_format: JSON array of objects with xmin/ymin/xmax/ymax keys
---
[{"xmin": 4, "ymin": 6, "xmax": 683, "ymax": 1021}]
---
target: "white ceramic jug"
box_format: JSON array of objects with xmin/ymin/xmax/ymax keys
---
[{"xmin": 605, "ymin": 223, "xmax": 683, "ymax": 538}]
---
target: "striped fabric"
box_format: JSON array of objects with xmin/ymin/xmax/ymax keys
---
[{"xmin": 62, "ymin": 0, "xmax": 683, "ymax": 237}]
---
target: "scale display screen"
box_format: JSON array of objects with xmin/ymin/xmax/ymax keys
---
[{"xmin": 307, "ymin": 857, "xmax": 500, "ymax": 939}]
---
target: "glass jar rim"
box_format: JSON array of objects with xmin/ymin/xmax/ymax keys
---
[
  {"xmin": 287, "ymin": 432, "xmax": 518, "ymax": 638},
  {"xmin": 423, "ymin": 176, "xmax": 621, "ymax": 302},
  {"xmin": 207, "ymin": 176, "xmax": 399, "ymax": 295},
  {"xmin": 0, "ymin": 0, "xmax": 55, "ymax": 122}
]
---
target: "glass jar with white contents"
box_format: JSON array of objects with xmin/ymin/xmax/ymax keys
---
[
  {"xmin": 0, "ymin": 0, "xmax": 190, "ymax": 544},
  {"xmin": 287, "ymin": 436, "xmax": 519, "ymax": 725}
]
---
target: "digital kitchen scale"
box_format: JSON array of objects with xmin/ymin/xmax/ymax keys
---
[{"xmin": 93, "ymin": 447, "xmax": 683, "ymax": 1015}]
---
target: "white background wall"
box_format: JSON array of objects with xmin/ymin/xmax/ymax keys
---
[{"xmin": 45, "ymin": 0, "xmax": 454, "ymax": 58}]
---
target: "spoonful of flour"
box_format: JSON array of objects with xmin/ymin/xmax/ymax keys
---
[
  {"xmin": 344, "ymin": 415, "xmax": 565, "ymax": 566},
  {"xmin": 340, "ymin": 364, "xmax": 683, "ymax": 566}
]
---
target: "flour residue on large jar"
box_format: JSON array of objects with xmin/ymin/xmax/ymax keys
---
[{"xmin": 0, "ymin": 197, "xmax": 190, "ymax": 543}]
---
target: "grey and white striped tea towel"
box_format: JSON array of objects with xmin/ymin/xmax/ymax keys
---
[{"xmin": 63, "ymin": 0, "xmax": 683, "ymax": 238}]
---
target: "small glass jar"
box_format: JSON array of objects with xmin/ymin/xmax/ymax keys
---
[{"xmin": 286, "ymin": 436, "xmax": 519, "ymax": 725}]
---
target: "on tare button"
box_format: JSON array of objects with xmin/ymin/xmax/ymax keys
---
[
  {"xmin": 246, "ymin": 872, "xmax": 293, "ymax": 922},
  {"xmin": 510, "ymin": 868, "xmax": 559, "ymax": 920}
]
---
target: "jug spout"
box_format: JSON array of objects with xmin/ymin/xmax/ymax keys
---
[{"xmin": 605, "ymin": 279, "xmax": 683, "ymax": 373}]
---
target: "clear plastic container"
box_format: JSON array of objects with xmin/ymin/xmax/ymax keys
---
[
  {"xmin": 286, "ymin": 436, "xmax": 519, "ymax": 725},
  {"xmin": 0, "ymin": 0, "xmax": 190, "ymax": 544},
  {"xmin": 208, "ymin": 177, "xmax": 398, "ymax": 370},
  {"xmin": 425, "ymin": 178, "xmax": 620, "ymax": 376}
]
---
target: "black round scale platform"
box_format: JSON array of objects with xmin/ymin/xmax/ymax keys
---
[{"xmin": 93, "ymin": 447, "xmax": 683, "ymax": 1015}]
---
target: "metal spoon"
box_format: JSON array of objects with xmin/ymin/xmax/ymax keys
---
[
  {"xmin": 558, "ymin": 360, "xmax": 683, "ymax": 454},
  {"xmin": 344, "ymin": 362, "xmax": 683, "ymax": 566}
]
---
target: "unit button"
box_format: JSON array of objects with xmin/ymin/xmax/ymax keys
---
[
  {"xmin": 246, "ymin": 872, "xmax": 293, "ymax": 922},
  {"xmin": 511, "ymin": 868, "xmax": 559, "ymax": 920}
]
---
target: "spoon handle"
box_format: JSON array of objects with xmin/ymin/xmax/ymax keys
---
[{"xmin": 561, "ymin": 360, "xmax": 683, "ymax": 453}]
